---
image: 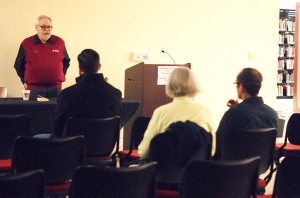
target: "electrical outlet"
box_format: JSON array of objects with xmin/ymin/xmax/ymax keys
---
[
  {"xmin": 248, "ymin": 52, "xmax": 256, "ymax": 61},
  {"xmin": 132, "ymin": 52, "xmax": 150, "ymax": 62}
]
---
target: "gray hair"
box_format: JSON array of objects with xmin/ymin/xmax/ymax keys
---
[
  {"xmin": 35, "ymin": 15, "xmax": 52, "ymax": 25},
  {"xmin": 165, "ymin": 67, "xmax": 201, "ymax": 98}
]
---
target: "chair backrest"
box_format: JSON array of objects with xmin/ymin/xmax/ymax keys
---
[
  {"xmin": 69, "ymin": 162, "xmax": 157, "ymax": 198},
  {"xmin": 0, "ymin": 169, "xmax": 46, "ymax": 198},
  {"xmin": 64, "ymin": 116, "xmax": 120, "ymax": 157},
  {"xmin": 130, "ymin": 116, "xmax": 151, "ymax": 151},
  {"xmin": 179, "ymin": 157, "xmax": 260, "ymax": 198},
  {"xmin": 273, "ymin": 156, "xmax": 300, "ymax": 198},
  {"xmin": 149, "ymin": 121, "xmax": 212, "ymax": 187},
  {"xmin": 285, "ymin": 113, "xmax": 300, "ymax": 145},
  {"xmin": 0, "ymin": 87, "xmax": 7, "ymax": 98},
  {"xmin": 11, "ymin": 136, "xmax": 85, "ymax": 184},
  {"xmin": 221, "ymin": 128, "xmax": 276, "ymax": 175},
  {"xmin": 0, "ymin": 114, "xmax": 30, "ymax": 159}
]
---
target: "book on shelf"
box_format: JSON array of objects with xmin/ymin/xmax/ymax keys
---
[
  {"xmin": 279, "ymin": 20, "xmax": 295, "ymax": 31},
  {"xmin": 277, "ymin": 73, "xmax": 283, "ymax": 83},
  {"xmin": 287, "ymin": 21, "xmax": 295, "ymax": 31},
  {"xmin": 284, "ymin": 33, "xmax": 294, "ymax": 44},
  {"xmin": 285, "ymin": 59, "xmax": 294, "ymax": 69},
  {"xmin": 278, "ymin": 46, "xmax": 284, "ymax": 57},
  {"xmin": 278, "ymin": 59, "xmax": 284, "ymax": 70},
  {"xmin": 284, "ymin": 46, "xmax": 295, "ymax": 57},
  {"xmin": 277, "ymin": 85, "xmax": 283, "ymax": 96}
]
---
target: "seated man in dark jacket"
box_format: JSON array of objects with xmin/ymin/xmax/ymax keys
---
[
  {"xmin": 54, "ymin": 49, "xmax": 122, "ymax": 137},
  {"xmin": 214, "ymin": 67, "xmax": 278, "ymax": 160}
]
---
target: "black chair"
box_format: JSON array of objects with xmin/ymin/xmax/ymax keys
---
[
  {"xmin": 179, "ymin": 157, "xmax": 260, "ymax": 198},
  {"xmin": 119, "ymin": 116, "xmax": 151, "ymax": 164},
  {"xmin": 0, "ymin": 169, "xmax": 46, "ymax": 198},
  {"xmin": 220, "ymin": 128, "xmax": 277, "ymax": 194},
  {"xmin": 69, "ymin": 162, "xmax": 158, "ymax": 198},
  {"xmin": 11, "ymin": 136, "xmax": 85, "ymax": 198},
  {"xmin": 0, "ymin": 114, "xmax": 30, "ymax": 172},
  {"xmin": 275, "ymin": 113, "xmax": 300, "ymax": 167},
  {"xmin": 150, "ymin": 121, "xmax": 212, "ymax": 195},
  {"xmin": 64, "ymin": 116, "xmax": 120, "ymax": 166},
  {"xmin": 272, "ymin": 156, "xmax": 300, "ymax": 198}
]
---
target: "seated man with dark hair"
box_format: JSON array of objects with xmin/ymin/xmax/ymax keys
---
[
  {"xmin": 54, "ymin": 49, "xmax": 121, "ymax": 137},
  {"xmin": 214, "ymin": 67, "xmax": 278, "ymax": 160}
]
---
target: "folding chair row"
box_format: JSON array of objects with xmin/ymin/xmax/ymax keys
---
[
  {"xmin": 0, "ymin": 156, "xmax": 265, "ymax": 198},
  {"xmin": 119, "ymin": 118, "xmax": 276, "ymax": 197},
  {"xmin": 69, "ymin": 158, "xmax": 260, "ymax": 198},
  {"xmin": 0, "ymin": 115, "xmax": 121, "ymax": 173}
]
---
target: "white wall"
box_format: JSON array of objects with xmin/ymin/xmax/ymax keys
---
[{"xmin": 0, "ymin": 0, "xmax": 279, "ymax": 130}]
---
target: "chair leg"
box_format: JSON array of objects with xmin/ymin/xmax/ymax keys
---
[
  {"xmin": 274, "ymin": 149, "xmax": 284, "ymax": 168},
  {"xmin": 264, "ymin": 167, "xmax": 276, "ymax": 185}
]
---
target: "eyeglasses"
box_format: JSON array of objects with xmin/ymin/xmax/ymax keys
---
[
  {"xmin": 233, "ymin": 82, "xmax": 241, "ymax": 87},
  {"xmin": 38, "ymin": 25, "xmax": 53, "ymax": 30}
]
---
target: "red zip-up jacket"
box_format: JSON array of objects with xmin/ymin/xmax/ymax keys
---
[{"xmin": 14, "ymin": 35, "xmax": 70, "ymax": 89}]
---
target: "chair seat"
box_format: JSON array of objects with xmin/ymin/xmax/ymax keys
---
[
  {"xmin": 155, "ymin": 189, "xmax": 179, "ymax": 198},
  {"xmin": 86, "ymin": 156, "xmax": 113, "ymax": 166},
  {"xmin": 86, "ymin": 155, "xmax": 112, "ymax": 161},
  {"xmin": 0, "ymin": 159, "xmax": 11, "ymax": 170},
  {"xmin": 256, "ymin": 195, "xmax": 272, "ymax": 198},
  {"xmin": 46, "ymin": 180, "xmax": 71, "ymax": 191},
  {"xmin": 257, "ymin": 178, "xmax": 266, "ymax": 188},
  {"xmin": 276, "ymin": 143, "xmax": 300, "ymax": 150},
  {"xmin": 257, "ymin": 178, "xmax": 267, "ymax": 195},
  {"xmin": 119, "ymin": 149, "xmax": 140, "ymax": 159}
]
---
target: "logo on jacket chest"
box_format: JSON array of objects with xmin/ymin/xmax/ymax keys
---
[{"xmin": 33, "ymin": 49, "xmax": 60, "ymax": 53}]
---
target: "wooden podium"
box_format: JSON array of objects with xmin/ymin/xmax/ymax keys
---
[{"xmin": 123, "ymin": 62, "xmax": 191, "ymax": 149}]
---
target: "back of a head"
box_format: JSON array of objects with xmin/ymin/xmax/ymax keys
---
[
  {"xmin": 236, "ymin": 67, "xmax": 262, "ymax": 96},
  {"xmin": 165, "ymin": 67, "xmax": 201, "ymax": 98},
  {"xmin": 77, "ymin": 49, "xmax": 100, "ymax": 74}
]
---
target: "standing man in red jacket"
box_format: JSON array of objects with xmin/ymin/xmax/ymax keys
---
[{"xmin": 14, "ymin": 15, "xmax": 70, "ymax": 99}]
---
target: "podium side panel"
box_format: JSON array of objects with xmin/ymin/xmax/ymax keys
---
[{"xmin": 123, "ymin": 63, "xmax": 144, "ymax": 149}]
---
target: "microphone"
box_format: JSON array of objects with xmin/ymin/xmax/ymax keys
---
[
  {"xmin": 161, "ymin": 50, "xmax": 176, "ymax": 64},
  {"xmin": 127, "ymin": 78, "xmax": 141, "ymax": 83}
]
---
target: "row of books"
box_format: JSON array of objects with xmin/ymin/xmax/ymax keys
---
[
  {"xmin": 277, "ymin": 73, "xmax": 294, "ymax": 83},
  {"xmin": 279, "ymin": 19, "xmax": 295, "ymax": 32},
  {"xmin": 278, "ymin": 59, "xmax": 294, "ymax": 70},
  {"xmin": 278, "ymin": 33, "xmax": 294, "ymax": 44},
  {"xmin": 278, "ymin": 84, "xmax": 293, "ymax": 96},
  {"xmin": 278, "ymin": 46, "xmax": 295, "ymax": 58}
]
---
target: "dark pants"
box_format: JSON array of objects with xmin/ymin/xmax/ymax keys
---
[{"xmin": 29, "ymin": 88, "xmax": 61, "ymax": 100}]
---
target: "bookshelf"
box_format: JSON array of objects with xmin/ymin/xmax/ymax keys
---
[{"xmin": 277, "ymin": 9, "xmax": 295, "ymax": 99}]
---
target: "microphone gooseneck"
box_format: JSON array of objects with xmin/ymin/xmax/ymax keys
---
[{"xmin": 161, "ymin": 50, "xmax": 175, "ymax": 64}]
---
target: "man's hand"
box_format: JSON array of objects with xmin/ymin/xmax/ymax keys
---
[
  {"xmin": 24, "ymin": 83, "xmax": 27, "ymax": 89},
  {"xmin": 227, "ymin": 99, "xmax": 238, "ymax": 108}
]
